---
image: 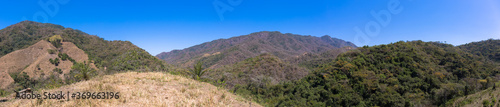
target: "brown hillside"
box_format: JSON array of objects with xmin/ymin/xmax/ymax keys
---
[
  {"xmin": 0, "ymin": 40, "xmax": 95, "ymax": 89},
  {"xmin": 0, "ymin": 40, "xmax": 54, "ymax": 74},
  {"xmin": 157, "ymin": 31, "xmax": 357, "ymax": 69},
  {"xmin": 0, "ymin": 71, "xmax": 14, "ymax": 89}
]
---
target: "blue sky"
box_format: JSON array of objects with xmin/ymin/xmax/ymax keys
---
[{"xmin": 0, "ymin": 0, "xmax": 499, "ymax": 55}]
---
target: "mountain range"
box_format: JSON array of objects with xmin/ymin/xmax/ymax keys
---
[
  {"xmin": 0, "ymin": 21, "xmax": 499, "ymax": 107},
  {"xmin": 156, "ymin": 31, "xmax": 356, "ymax": 69}
]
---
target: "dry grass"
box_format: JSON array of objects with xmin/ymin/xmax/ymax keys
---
[
  {"xmin": 1, "ymin": 72, "xmax": 260, "ymax": 107},
  {"xmin": 453, "ymin": 85, "xmax": 500, "ymax": 107}
]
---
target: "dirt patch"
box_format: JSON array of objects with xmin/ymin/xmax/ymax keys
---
[
  {"xmin": 0, "ymin": 41, "xmax": 54, "ymax": 74},
  {"xmin": 0, "ymin": 71, "xmax": 14, "ymax": 89},
  {"xmin": 0, "ymin": 41, "xmax": 56, "ymax": 89},
  {"xmin": 0, "ymin": 40, "xmax": 97, "ymax": 89}
]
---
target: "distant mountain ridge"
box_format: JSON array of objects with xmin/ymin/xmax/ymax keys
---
[
  {"xmin": 156, "ymin": 31, "xmax": 356, "ymax": 68},
  {"xmin": 459, "ymin": 39, "xmax": 500, "ymax": 62}
]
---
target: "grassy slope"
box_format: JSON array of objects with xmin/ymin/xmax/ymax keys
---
[
  {"xmin": 452, "ymin": 82, "xmax": 500, "ymax": 107},
  {"xmin": 2, "ymin": 72, "xmax": 260, "ymax": 107}
]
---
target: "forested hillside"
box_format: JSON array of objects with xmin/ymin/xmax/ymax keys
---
[
  {"xmin": 0, "ymin": 21, "xmax": 167, "ymax": 72},
  {"xmin": 156, "ymin": 31, "xmax": 356, "ymax": 69},
  {"xmin": 207, "ymin": 53, "xmax": 309, "ymax": 88},
  {"xmin": 286, "ymin": 47, "xmax": 354, "ymax": 70},
  {"xmin": 459, "ymin": 39, "xmax": 500, "ymax": 62},
  {"xmin": 231, "ymin": 41, "xmax": 500, "ymax": 106}
]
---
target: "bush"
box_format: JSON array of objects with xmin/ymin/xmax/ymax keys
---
[
  {"xmin": 53, "ymin": 68, "xmax": 62, "ymax": 74},
  {"xmin": 483, "ymin": 100, "xmax": 490, "ymax": 107},
  {"xmin": 48, "ymin": 35, "xmax": 62, "ymax": 48},
  {"xmin": 39, "ymin": 75, "xmax": 64, "ymax": 89},
  {"xmin": 11, "ymin": 72, "xmax": 35, "ymax": 89},
  {"xmin": 49, "ymin": 58, "xmax": 60, "ymax": 66},
  {"xmin": 56, "ymin": 53, "xmax": 75, "ymax": 63},
  {"xmin": 68, "ymin": 58, "xmax": 76, "ymax": 63},
  {"xmin": 58, "ymin": 53, "xmax": 64, "ymax": 60},
  {"xmin": 0, "ymin": 89, "xmax": 7, "ymax": 97},
  {"xmin": 47, "ymin": 49, "xmax": 56, "ymax": 54}
]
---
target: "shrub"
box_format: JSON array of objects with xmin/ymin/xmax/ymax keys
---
[
  {"xmin": 47, "ymin": 49, "xmax": 56, "ymax": 54},
  {"xmin": 11, "ymin": 72, "xmax": 35, "ymax": 89},
  {"xmin": 483, "ymin": 100, "xmax": 490, "ymax": 107},
  {"xmin": 68, "ymin": 58, "xmax": 76, "ymax": 63},
  {"xmin": 0, "ymin": 89, "xmax": 7, "ymax": 97},
  {"xmin": 53, "ymin": 68, "xmax": 62, "ymax": 74},
  {"xmin": 41, "ymin": 75, "xmax": 64, "ymax": 89},
  {"xmin": 48, "ymin": 35, "xmax": 62, "ymax": 48},
  {"xmin": 58, "ymin": 53, "xmax": 70, "ymax": 61},
  {"xmin": 49, "ymin": 58, "xmax": 60, "ymax": 66}
]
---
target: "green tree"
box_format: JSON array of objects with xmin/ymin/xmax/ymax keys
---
[
  {"xmin": 49, "ymin": 58, "xmax": 60, "ymax": 66},
  {"xmin": 53, "ymin": 68, "xmax": 62, "ymax": 74},
  {"xmin": 12, "ymin": 72, "xmax": 34, "ymax": 89},
  {"xmin": 187, "ymin": 61, "xmax": 209, "ymax": 80},
  {"xmin": 48, "ymin": 35, "xmax": 62, "ymax": 48},
  {"xmin": 58, "ymin": 53, "xmax": 70, "ymax": 61},
  {"xmin": 70, "ymin": 62, "xmax": 95, "ymax": 81}
]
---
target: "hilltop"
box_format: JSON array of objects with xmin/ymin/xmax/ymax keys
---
[{"xmin": 1, "ymin": 72, "xmax": 260, "ymax": 107}]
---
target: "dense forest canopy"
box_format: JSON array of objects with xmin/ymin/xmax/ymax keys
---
[
  {"xmin": 229, "ymin": 40, "xmax": 500, "ymax": 106},
  {"xmin": 459, "ymin": 39, "xmax": 500, "ymax": 63}
]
